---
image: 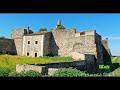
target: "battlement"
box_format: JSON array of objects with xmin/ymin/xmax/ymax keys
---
[{"xmin": 75, "ymin": 30, "xmax": 96, "ymax": 37}]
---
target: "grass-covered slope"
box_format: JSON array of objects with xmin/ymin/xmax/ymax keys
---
[{"xmin": 0, "ymin": 55, "xmax": 72, "ymax": 71}]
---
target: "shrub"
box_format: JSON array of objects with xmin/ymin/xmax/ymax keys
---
[
  {"xmin": 9, "ymin": 70, "xmax": 42, "ymax": 77},
  {"xmin": 52, "ymin": 67, "xmax": 89, "ymax": 77},
  {"xmin": 8, "ymin": 71, "xmax": 20, "ymax": 77},
  {"xmin": 19, "ymin": 70, "xmax": 42, "ymax": 77},
  {"xmin": 0, "ymin": 68, "xmax": 11, "ymax": 77},
  {"xmin": 39, "ymin": 28, "xmax": 47, "ymax": 32}
]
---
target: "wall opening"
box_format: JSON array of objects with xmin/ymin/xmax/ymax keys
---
[
  {"xmin": 28, "ymin": 41, "xmax": 30, "ymax": 44},
  {"xmin": 0, "ymin": 52, "xmax": 2, "ymax": 54},
  {"xmin": 35, "ymin": 53, "xmax": 37, "ymax": 57},
  {"xmin": 27, "ymin": 52, "xmax": 29, "ymax": 56},
  {"xmin": 80, "ymin": 32, "xmax": 85, "ymax": 35},
  {"xmin": 6, "ymin": 51, "xmax": 9, "ymax": 54},
  {"xmin": 35, "ymin": 41, "xmax": 38, "ymax": 44}
]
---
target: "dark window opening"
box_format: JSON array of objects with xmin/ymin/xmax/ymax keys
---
[
  {"xmin": 0, "ymin": 52, "xmax": 2, "ymax": 54},
  {"xmin": 35, "ymin": 53, "xmax": 37, "ymax": 57},
  {"xmin": 6, "ymin": 51, "xmax": 9, "ymax": 54},
  {"xmin": 80, "ymin": 32, "xmax": 85, "ymax": 35},
  {"xmin": 27, "ymin": 52, "xmax": 29, "ymax": 56},
  {"xmin": 35, "ymin": 41, "xmax": 38, "ymax": 44},
  {"xmin": 28, "ymin": 41, "xmax": 30, "ymax": 44}
]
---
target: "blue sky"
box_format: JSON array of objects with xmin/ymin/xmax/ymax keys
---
[{"xmin": 0, "ymin": 13, "xmax": 120, "ymax": 56}]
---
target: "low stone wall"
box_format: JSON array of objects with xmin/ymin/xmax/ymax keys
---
[
  {"xmin": 16, "ymin": 60, "xmax": 86, "ymax": 75},
  {"xmin": 16, "ymin": 64, "xmax": 46, "ymax": 75}
]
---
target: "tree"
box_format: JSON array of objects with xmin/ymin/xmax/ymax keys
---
[
  {"xmin": 39, "ymin": 28, "xmax": 47, "ymax": 32},
  {"xmin": 0, "ymin": 36, "xmax": 5, "ymax": 39}
]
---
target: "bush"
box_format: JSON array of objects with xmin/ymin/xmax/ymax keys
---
[
  {"xmin": 19, "ymin": 70, "xmax": 42, "ymax": 77},
  {"xmin": 0, "ymin": 68, "xmax": 11, "ymax": 77},
  {"xmin": 9, "ymin": 70, "xmax": 42, "ymax": 77},
  {"xmin": 39, "ymin": 28, "xmax": 47, "ymax": 32},
  {"xmin": 52, "ymin": 67, "xmax": 90, "ymax": 77},
  {"xmin": 8, "ymin": 71, "xmax": 20, "ymax": 77}
]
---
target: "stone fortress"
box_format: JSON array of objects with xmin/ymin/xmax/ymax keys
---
[{"xmin": 0, "ymin": 19, "xmax": 111, "ymax": 73}]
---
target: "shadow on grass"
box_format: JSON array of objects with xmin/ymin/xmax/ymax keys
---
[{"xmin": 112, "ymin": 63, "xmax": 120, "ymax": 71}]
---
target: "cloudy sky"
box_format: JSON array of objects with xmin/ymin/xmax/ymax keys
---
[{"xmin": 0, "ymin": 13, "xmax": 120, "ymax": 56}]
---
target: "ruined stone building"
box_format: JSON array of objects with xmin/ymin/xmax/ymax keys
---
[{"xmin": 0, "ymin": 19, "xmax": 111, "ymax": 69}]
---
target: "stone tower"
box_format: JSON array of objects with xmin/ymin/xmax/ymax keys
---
[
  {"xmin": 11, "ymin": 27, "xmax": 33, "ymax": 55},
  {"xmin": 57, "ymin": 19, "xmax": 61, "ymax": 25},
  {"xmin": 54, "ymin": 19, "xmax": 65, "ymax": 30},
  {"xmin": 102, "ymin": 38, "xmax": 111, "ymax": 56}
]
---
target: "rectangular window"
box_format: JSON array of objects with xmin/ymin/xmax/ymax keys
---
[
  {"xmin": 35, "ymin": 41, "xmax": 38, "ymax": 44},
  {"xmin": 35, "ymin": 53, "xmax": 37, "ymax": 57},
  {"xmin": 28, "ymin": 41, "xmax": 30, "ymax": 44},
  {"xmin": 27, "ymin": 52, "xmax": 29, "ymax": 56}
]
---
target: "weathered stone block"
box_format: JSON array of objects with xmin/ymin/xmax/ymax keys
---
[
  {"xmin": 48, "ymin": 68, "xmax": 58, "ymax": 76},
  {"xmin": 16, "ymin": 64, "xmax": 46, "ymax": 75}
]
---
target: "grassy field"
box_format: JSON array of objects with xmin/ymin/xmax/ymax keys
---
[
  {"xmin": 111, "ymin": 56, "xmax": 120, "ymax": 63},
  {"xmin": 0, "ymin": 54, "xmax": 120, "ymax": 77},
  {"xmin": 0, "ymin": 55, "xmax": 73, "ymax": 71},
  {"xmin": 110, "ymin": 56, "xmax": 120, "ymax": 76}
]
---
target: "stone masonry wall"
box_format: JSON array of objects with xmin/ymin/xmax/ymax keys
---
[
  {"xmin": 95, "ymin": 34, "xmax": 103, "ymax": 64},
  {"xmin": 13, "ymin": 39, "xmax": 23, "ymax": 55},
  {"xmin": 43, "ymin": 32, "xmax": 52, "ymax": 56},
  {"xmin": 11, "ymin": 29, "xmax": 25, "ymax": 55},
  {"xmin": 51, "ymin": 29, "xmax": 76, "ymax": 56},
  {"xmin": 16, "ymin": 60, "xmax": 86, "ymax": 75},
  {"xmin": 74, "ymin": 30, "xmax": 96, "ymax": 55},
  {"xmin": 11, "ymin": 28, "xmax": 26, "ymax": 39},
  {"xmin": 16, "ymin": 64, "xmax": 46, "ymax": 75},
  {"xmin": 0, "ymin": 38, "xmax": 16, "ymax": 54},
  {"xmin": 11, "ymin": 28, "xmax": 33, "ymax": 56},
  {"xmin": 23, "ymin": 35, "xmax": 44, "ymax": 57},
  {"xmin": 102, "ymin": 38, "xmax": 111, "ymax": 56}
]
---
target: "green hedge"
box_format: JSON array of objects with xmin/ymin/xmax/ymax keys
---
[{"xmin": 9, "ymin": 70, "xmax": 42, "ymax": 77}]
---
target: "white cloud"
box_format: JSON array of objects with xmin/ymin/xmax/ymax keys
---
[
  {"xmin": 109, "ymin": 48, "xmax": 120, "ymax": 56},
  {"xmin": 109, "ymin": 36, "xmax": 120, "ymax": 40},
  {"xmin": 103, "ymin": 36, "xmax": 120, "ymax": 40}
]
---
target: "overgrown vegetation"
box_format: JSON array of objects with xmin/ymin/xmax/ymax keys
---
[
  {"xmin": 52, "ymin": 67, "xmax": 102, "ymax": 77},
  {"xmin": 0, "ymin": 36, "xmax": 5, "ymax": 39},
  {"xmin": 0, "ymin": 67, "xmax": 11, "ymax": 77},
  {"xmin": 0, "ymin": 55, "xmax": 120, "ymax": 77},
  {"xmin": 0, "ymin": 55, "xmax": 72, "ymax": 71},
  {"xmin": 8, "ymin": 70, "xmax": 42, "ymax": 77},
  {"xmin": 0, "ymin": 69, "xmax": 42, "ymax": 77}
]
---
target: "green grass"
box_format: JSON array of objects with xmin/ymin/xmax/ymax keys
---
[
  {"xmin": 0, "ymin": 55, "xmax": 73, "ymax": 71},
  {"xmin": 111, "ymin": 67, "xmax": 120, "ymax": 76},
  {"xmin": 1, "ymin": 54, "xmax": 120, "ymax": 77},
  {"xmin": 111, "ymin": 56, "xmax": 120, "ymax": 63},
  {"xmin": 109, "ymin": 56, "xmax": 120, "ymax": 76}
]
